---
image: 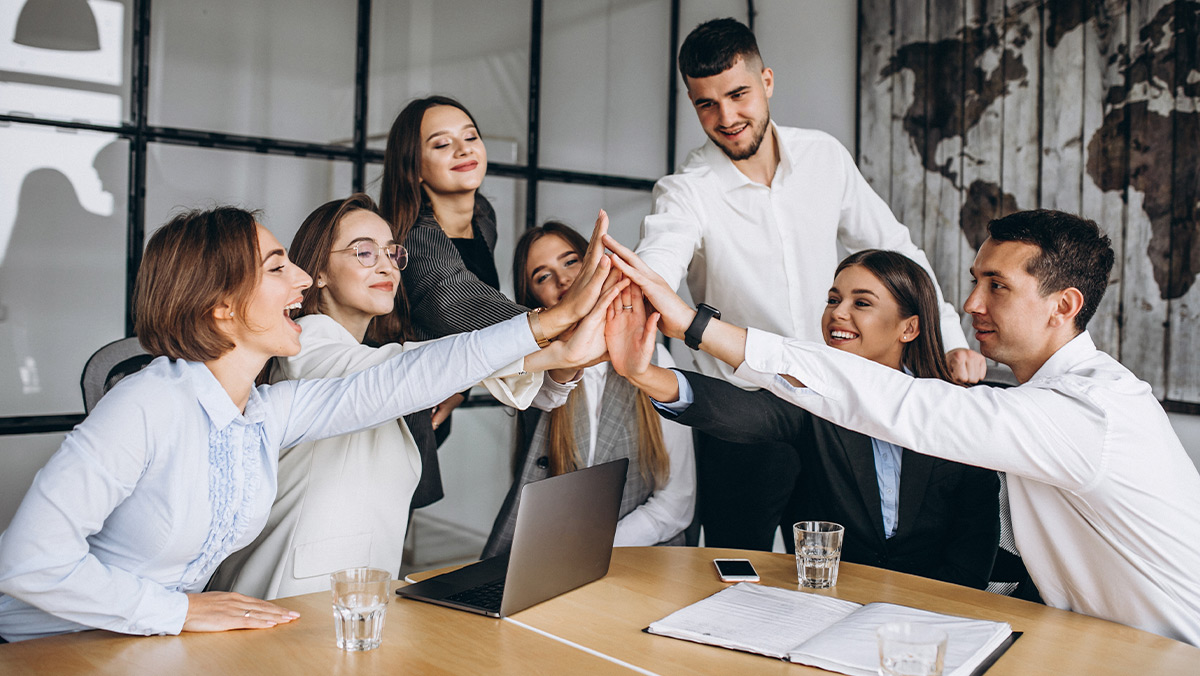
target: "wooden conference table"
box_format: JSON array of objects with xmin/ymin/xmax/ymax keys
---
[{"xmin": 1, "ymin": 547, "xmax": 1196, "ymax": 675}]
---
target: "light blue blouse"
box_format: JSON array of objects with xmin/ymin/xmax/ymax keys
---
[{"xmin": 0, "ymin": 315, "xmax": 535, "ymax": 642}]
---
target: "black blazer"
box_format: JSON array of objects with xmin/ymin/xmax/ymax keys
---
[
  {"xmin": 399, "ymin": 193, "xmax": 527, "ymax": 508},
  {"xmin": 402, "ymin": 193, "xmax": 526, "ymax": 342},
  {"xmin": 669, "ymin": 371, "xmax": 999, "ymax": 589}
]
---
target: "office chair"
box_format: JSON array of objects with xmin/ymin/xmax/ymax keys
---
[{"xmin": 80, "ymin": 336, "xmax": 152, "ymax": 414}]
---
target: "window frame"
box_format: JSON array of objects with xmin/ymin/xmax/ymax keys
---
[{"xmin": 0, "ymin": 0, "xmax": 711, "ymax": 434}]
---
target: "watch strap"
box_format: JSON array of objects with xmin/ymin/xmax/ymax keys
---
[{"xmin": 684, "ymin": 304, "xmax": 720, "ymax": 350}]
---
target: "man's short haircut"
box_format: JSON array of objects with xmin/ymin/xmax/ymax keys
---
[
  {"xmin": 134, "ymin": 206, "xmax": 262, "ymax": 362},
  {"xmin": 987, "ymin": 210, "xmax": 1115, "ymax": 332},
  {"xmin": 678, "ymin": 17, "xmax": 762, "ymax": 80}
]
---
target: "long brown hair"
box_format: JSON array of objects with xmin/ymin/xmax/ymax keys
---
[
  {"xmin": 512, "ymin": 222, "xmax": 670, "ymax": 489},
  {"xmin": 834, "ymin": 250, "xmax": 955, "ymax": 383},
  {"xmin": 379, "ymin": 95, "xmax": 481, "ymax": 248},
  {"xmin": 288, "ymin": 193, "xmax": 406, "ymax": 345}
]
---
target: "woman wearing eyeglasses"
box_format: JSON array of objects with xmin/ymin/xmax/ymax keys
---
[
  {"xmin": 0, "ymin": 205, "xmax": 619, "ymax": 642},
  {"xmin": 209, "ymin": 194, "xmax": 607, "ymax": 600}
]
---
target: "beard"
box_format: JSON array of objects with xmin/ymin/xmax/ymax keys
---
[{"xmin": 711, "ymin": 113, "xmax": 770, "ymax": 161}]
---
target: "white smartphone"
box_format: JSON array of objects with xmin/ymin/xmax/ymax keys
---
[{"xmin": 713, "ymin": 558, "xmax": 760, "ymax": 582}]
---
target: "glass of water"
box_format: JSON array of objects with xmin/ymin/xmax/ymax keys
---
[
  {"xmin": 793, "ymin": 521, "xmax": 845, "ymax": 588},
  {"xmin": 330, "ymin": 567, "xmax": 391, "ymax": 651},
  {"xmin": 877, "ymin": 622, "xmax": 947, "ymax": 676}
]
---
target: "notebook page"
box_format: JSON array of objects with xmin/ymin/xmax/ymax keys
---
[
  {"xmin": 647, "ymin": 583, "xmax": 861, "ymax": 659},
  {"xmin": 788, "ymin": 602, "xmax": 1012, "ymax": 676}
]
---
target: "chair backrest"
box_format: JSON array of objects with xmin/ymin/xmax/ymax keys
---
[{"xmin": 80, "ymin": 337, "xmax": 153, "ymax": 414}]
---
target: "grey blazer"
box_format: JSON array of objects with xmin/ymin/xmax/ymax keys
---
[{"xmin": 482, "ymin": 373, "xmax": 685, "ymax": 559}]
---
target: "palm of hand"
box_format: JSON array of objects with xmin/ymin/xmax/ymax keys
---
[{"xmin": 605, "ymin": 293, "xmax": 654, "ymax": 378}]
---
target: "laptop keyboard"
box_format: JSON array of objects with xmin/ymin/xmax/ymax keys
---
[{"xmin": 445, "ymin": 578, "xmax": 506, "ymax": 612}]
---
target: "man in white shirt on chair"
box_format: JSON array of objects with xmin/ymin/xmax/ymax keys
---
[
  {"xmin": 634, "ymin": 17, "xmax": 986, "ymax": 550},
  {"xmin": 606, "ymin": 209, "xmax": 1200, "ymax": 646}
]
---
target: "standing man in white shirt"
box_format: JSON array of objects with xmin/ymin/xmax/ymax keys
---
[
  {"xmin": 635, "ymin": 18, "xmax": 985, "ymax": 549},
  {"xmin": 605, "ymin": 210, "xmax": 1200, "ymax": 646}
]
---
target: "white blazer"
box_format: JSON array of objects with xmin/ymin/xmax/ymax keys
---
[{"xmin": 210, "ymin": 314, "xmax": 552, "ymax": 600}]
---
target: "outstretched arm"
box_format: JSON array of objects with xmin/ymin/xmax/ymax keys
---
[{"xmin": 603, "ymin": 233, "xmax": 760, "ymax": 380}]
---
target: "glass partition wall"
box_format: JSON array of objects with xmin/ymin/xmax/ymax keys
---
[{"xmin": 0, "ymin": 0, "xmax": 752, "ymax": 436}]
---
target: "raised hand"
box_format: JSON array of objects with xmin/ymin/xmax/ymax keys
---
[
  {"xmin": 523, "ymin": 266, "xmax": 628, "ymax": 376},
  {"xmin": 557, "ymin": 270, "xmax": 622, "ymax": 368},
  {"xmin": 605, "ymin": 283, "xmax": 658, "ymax": 380},
  {"xmin": 601, "ymin": 233, "xmax": 695, "ymax": 340},
  {"xmin": 539, "ymin": 210, "xmax": 614, "ymax": 338},
  {"xmin": 184, "ymin": 591, "xmax": 300, "ymax": 632}
]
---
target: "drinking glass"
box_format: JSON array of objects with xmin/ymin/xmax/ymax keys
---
[
  {"xmin": 877, "ymin": 622, "xmax": 947, "ymax": 676},
  {"xmin": 330, "ymin": 567, "xmax": 391, "ymax": 651},
  {"xmin": 793, "ymin": 521, "xmax": 845, "ymax": 588}
]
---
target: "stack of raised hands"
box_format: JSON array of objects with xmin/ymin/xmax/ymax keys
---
[
  {"xmin": 517, "ymin": 211, "xmax": 628, "ymax": 381},
  {"xmin": 527, "ymin": 218, "xmax": 752, "ymax": 391}
]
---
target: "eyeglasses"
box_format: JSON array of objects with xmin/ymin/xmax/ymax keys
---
[{"xmin": 331, "ymin": 242, "xmax": 408, "ymax": 270}]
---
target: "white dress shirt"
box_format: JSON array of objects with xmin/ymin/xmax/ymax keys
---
[
  {"xmin": 736, "ymin": 328, "xmax": 1200, "ymax": 646},
  {"xmin": 0, "ymin": 315, "xmax": 537, "ymax": 642},
  {"xmin": 211, "ymin": 314, "xmax": 560, "ymax": 600},
  {"xmin": 579, "ymin": 345, "xmax": 696, "ymax": 547},
  {"xmin": 636, "ymin": 124, "xmax": 967, "ymax": 386}
]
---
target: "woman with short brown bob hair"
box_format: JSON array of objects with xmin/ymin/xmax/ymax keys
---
[
  {"xmin": 135, "ymin": 206, "xmax": 261, "ymax": 362},
  {"xmin": 0, "ymin": 205, "xmax": 619, "ymax": 643}
]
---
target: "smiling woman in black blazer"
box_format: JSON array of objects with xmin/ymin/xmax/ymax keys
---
[{"xmin": 608, "ymin": 249, "xmax": 1000, "ymax": 589}]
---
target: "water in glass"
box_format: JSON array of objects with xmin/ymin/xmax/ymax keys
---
[{"xmin": 333, "ymin": 595, "xmax": 387, "ymax": 651}]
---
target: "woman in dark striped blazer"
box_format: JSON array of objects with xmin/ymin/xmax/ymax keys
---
[{"xmin": 380, "ymin": 96, "xmax": 609, "ymax": 507}]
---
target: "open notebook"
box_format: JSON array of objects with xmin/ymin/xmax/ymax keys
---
[{"xmin": 647, "ymin": 583, "xmax": 1015, "ymax": 676}]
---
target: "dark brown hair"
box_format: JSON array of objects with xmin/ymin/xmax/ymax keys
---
[
  {"xmin": 678, "ymin": 17, "xmax": 763, "ymax": 80},
  {"xmin": 512, "ymin": 222, "xmax": 670, "ymax": 488},
  {"xmin": 134, "ymin": 206, "xmax": 261, "ymax": 361},
  {"xmin": 379, "ymin": 95, "xmax": 481, "ymax": 247},
  {"xmin": 288, "ymin": 193, "xmax": 407, "ymax": 345},
  {"xmin": 834, "ymin": 250, "xmax": 955, "ymax": 383},
  {"xmin": 987, "ymin": 210, "xmax": 1114, "ymax": 332}
]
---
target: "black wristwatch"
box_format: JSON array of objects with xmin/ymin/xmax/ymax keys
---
[{"xmin": 684, "ymin": 303, "xmax": 721, "ymax": 350}]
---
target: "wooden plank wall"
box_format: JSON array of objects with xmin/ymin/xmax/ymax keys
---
[{"xmin": 857, "ymin": 0, "xmax": 1200, "ymax": 405}]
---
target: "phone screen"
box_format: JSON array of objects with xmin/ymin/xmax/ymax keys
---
[{"xmin": 714, "ymin": 559, "xmax": 757, "ymax": 577}]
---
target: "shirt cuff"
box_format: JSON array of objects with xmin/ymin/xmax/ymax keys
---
[
  {"xmin": 735, "ymin": 328, "xmax": 835, "ymax": 398},
  {"xmin": 650, "ymin": 370, "xmax": 694, "ymax": 417}
]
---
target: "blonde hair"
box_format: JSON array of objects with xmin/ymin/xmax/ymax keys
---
[{"xmin": 513, "ymin": 222, "xmax": 670, "ymax": 488}]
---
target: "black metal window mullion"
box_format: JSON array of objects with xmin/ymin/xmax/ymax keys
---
[
  {"xmin": 523, "ymin": 0, "xmax": 543, "ymax": 231},
  {"xmin": 126, "ymin": 0, "xmax": 150, "ymax": 337},
  {"xmin": 0, "ymin": 0, "xmax": 671, "ymax": 436},
  {"xmin": 351, "ymin": 0, "xmax": 372, "ymax": 192}
]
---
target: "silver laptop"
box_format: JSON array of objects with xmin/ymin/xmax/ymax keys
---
[{"xmin": 396, "ymin": 458, "xmax": 627, "ymax": 618}]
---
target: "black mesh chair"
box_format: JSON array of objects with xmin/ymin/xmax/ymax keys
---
[{"xmin": 80, "ymin": 337, "xmax": 152, "ymax": 414}]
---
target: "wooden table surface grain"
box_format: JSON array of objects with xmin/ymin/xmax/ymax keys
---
[{"xmin": 2, "ymin": 546, "xmax": 1196, "ymax": 675}]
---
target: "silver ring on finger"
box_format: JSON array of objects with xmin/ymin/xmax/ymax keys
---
[
  {"xmin": 244, "ymin": 609, "xmax": 252, "ymax": 618},
  {"xmin": 622, "ymin": 305, "xmax": 634, "ymax": 310}
]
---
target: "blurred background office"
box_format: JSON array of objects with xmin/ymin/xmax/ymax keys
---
[{"xmin": 2, "ymin": 0, "xmax": 1197, "ymax": 570}]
